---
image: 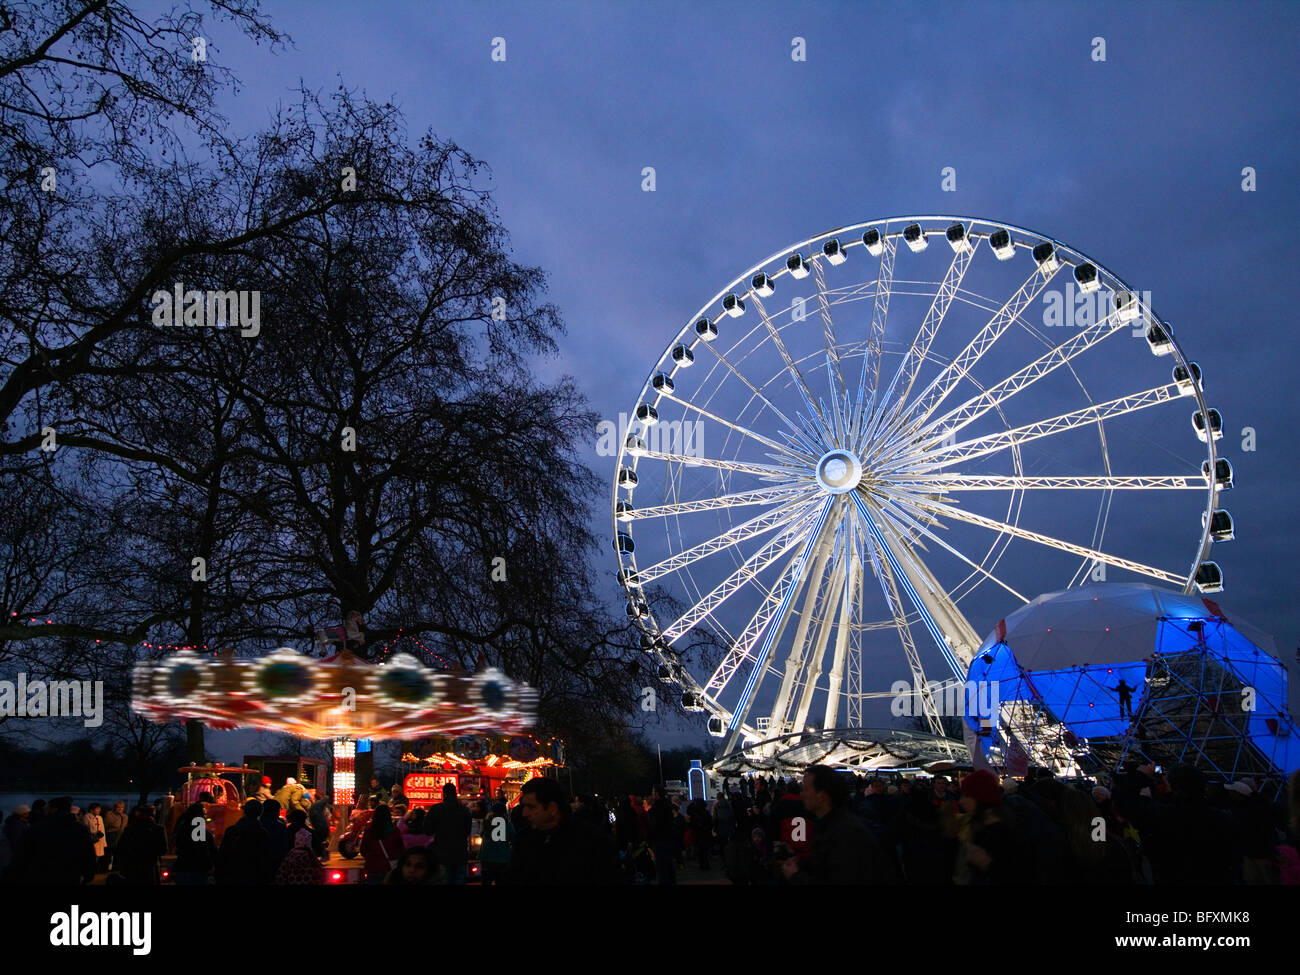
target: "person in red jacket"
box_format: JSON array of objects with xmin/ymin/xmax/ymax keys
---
[
  {"xmin": 360, "ymin": 804, "xmax": 404, "ymax": 884},
  {"xmin": 769, "ymin": 780, "xmax": 811, "ymax": 865}
]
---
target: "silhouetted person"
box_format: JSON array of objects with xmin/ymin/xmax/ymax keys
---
[
  {"xmin": 425, "ymin": 783, "xmax": 471, "ymax": 885},
  {"xmin": 1116, "ymin": 764, "xmax": 1235, "ymax": 884},
  {"xmin": 216, "ymin": 799, "xmax": 272, "ymax": 884},
  {"xmin": 260, "ymin": 798, "xmax": 290, "ymax": 871},
  {"xmin": 309, "ymin": 793, "xmax": 332, "ymax": 860},
  {"xmin": 647, "ymin": 784, "xmax": 676, "ymax": 885},
  {"xmin": 113, "ymin": 804, "xmax": 167, "ymax": 884},
  {"xmin": 173, "ymin": 801, "xmax": 218, "ymax": 885},
  {"xmin": 1114, "ymin": 679, "xmax": 1136, "ymax": 719},
  {"xmin": 20, "ymin": 796, "xmax": 96, "ymax": 884}
]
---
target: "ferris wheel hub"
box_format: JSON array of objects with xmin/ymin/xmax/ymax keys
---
[{"xmin": 815, "ymin": 449, "xmax": 863, "ymax": 494}]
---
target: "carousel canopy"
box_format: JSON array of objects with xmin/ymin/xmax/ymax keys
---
[{"xmin": 132, "ymin": 648, "xmax": 536, "ymax": 740}]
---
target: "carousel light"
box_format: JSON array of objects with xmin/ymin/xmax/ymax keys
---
[
  {"xmin": 242, "ymin": 648, "xmax": 318, "ymax": 705},
  {"xmin": 333, "ymin": 738, "xmax": 356, "ymax": 805},
  {"xmin": 154, "ymin": 651, "xmax": 212, "ymax": 706},
  {"xmin": 472, "ymin": 667, "xmax": 518, "ymax": 721},
  {"xmin": 366, "ymin": 653, "xmax": 438, "ymax": 710}
]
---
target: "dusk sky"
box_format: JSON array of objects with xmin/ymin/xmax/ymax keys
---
[{"xmin": 142, "ymin": 0, "xmax": 1299, "ymax": 751}]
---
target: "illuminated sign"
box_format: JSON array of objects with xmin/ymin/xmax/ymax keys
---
[{"xmin": 403, "ymin": 773, "xmax": 460, "ymax": 804}]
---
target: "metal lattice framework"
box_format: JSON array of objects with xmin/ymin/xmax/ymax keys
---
[{"xmin": 612, "ymin": 217, "xmax": 1227, "ymax": 772}]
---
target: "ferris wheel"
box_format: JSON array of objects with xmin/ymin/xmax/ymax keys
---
[{"xmin": 612, "ymin": 216, "xmax": 1230, "ymax": 771}]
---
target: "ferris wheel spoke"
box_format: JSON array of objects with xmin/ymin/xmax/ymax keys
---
[
  {"xmin": 721, "ymin": 497, "xmax": 837, "ymax": 752},
  {"xmin": 896, "ymin": 262, "xmax": 1059, "ymax": 431},
  {"xmin": 702, "ymin": 547, "xmax": 807, "ymax": 703},
  {"xmin": 637, "ymin": 494, "xmax": 820, "ymax": 584},
  {"xmin": 784, "ymin": 550, "xmax": 845, "ymax": 735},
  {"xmin": 655, "ymin": 388, "xmax": 805, "ymax": 458},
  {"xmin": 855, "ymin": 235, "xmax": 897, "ymax": 431},
  {"xmin": 627, "ymin": 485, "xmax": 815, "ymax": 520},
  {"xmin": 812, "ymin": 259, "xmax": 850, "ymax": 408},
  {"xmin": 704, "ymin": 498, "xmax": 837, "ymax": 697},
  {"xmin": 657, "ymin": 502, "xmax": 826, "ymax": 642},
  {"xmin": 914, "ymin": 384, "xmax": 1181, "ymax": 470},
  {"xmin": 931, "ymin": 301, "xmax": 1130, "ymax": 437},
  {"xmin": 903, "ymin": 474, "xmax": 1204, "ymax": 492},
  {"xmin": 877, "ymin": 229, "xmax": 976, "ymax": 426},
  {"xmin": 877, "ymin": 497, "xmax": 1030, "ymax": 604},
  {"xmin": 851, "ymin": 491, "xmax": 982, "ymax": 673},
  {"xmin": 697, "ymin": 341, "xmax": 809, "ymax": 440},
  {"xmin": 897, "ymin": 494, "xmax": 1185, "ymax": 584},
  {"xmin": 633, "ymin": 449, "xmax": 803, "ymax": 481},
  {"xmin": 821, "ymin": 523, "xmax": 862, "ymax": 730},
  {"xmin": 749, "ymin": 292, "xmax": 834, "ymax": 441}
]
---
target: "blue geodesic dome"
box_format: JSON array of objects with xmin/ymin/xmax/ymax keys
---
[{"xmin": 962, "ymin": 582, "xmax": 1299, "ymax": 777}]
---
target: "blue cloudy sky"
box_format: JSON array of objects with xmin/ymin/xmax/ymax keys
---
[{"xmin": 160, "ymin": 0, "xmax": 1300, "ymax": 749}]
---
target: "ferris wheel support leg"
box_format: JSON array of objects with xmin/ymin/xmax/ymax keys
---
[
  {"xmin": 789, "ymin": 553, "xmax": 846, "ymax": 734},
  {"xmin": 821, "ymin": 544, "xmax": 859, "ymax": 730},
  {"xmin": 768, "ymin": 522, "xmax": 840, "ymax": 739},
  {"xmin": 722, "ymin": 497, "xmax": 836, "ymax": 755}
]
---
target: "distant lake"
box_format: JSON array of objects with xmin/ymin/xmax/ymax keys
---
[{"xmin": 0, "ymin": 792, "xmax": 157, "ymax": 812}]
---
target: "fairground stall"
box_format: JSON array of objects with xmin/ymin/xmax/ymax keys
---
[{"xmin": 398, "ymin": 734, "xmax": 565, "ymax": 809}]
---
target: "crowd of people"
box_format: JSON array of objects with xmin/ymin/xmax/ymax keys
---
[
  {"xmin": 3, "ymin": 764, "xmax": 1298, "ymax": 884},
  {"xmin": 596, "ymin": 763, "xmax": 1300, "ymax": 885}
]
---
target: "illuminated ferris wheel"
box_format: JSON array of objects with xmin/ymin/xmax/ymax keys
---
[{"xmin": 612, "ymin": 217, "xmax": 1230, "ymax": 772}]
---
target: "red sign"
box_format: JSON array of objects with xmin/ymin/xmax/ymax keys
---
[{"xmin": 404, "ymin": 773, "xmax": 459, "ymax": 804}]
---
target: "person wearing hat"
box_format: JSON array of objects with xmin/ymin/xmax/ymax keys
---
[
  {"xmin": 954, "ymin": 769, "xmax": 1032, "ymax": 885},
  {"xmin": 255, "ymin": 776, "xmax": 274, "ymax": 801}
]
